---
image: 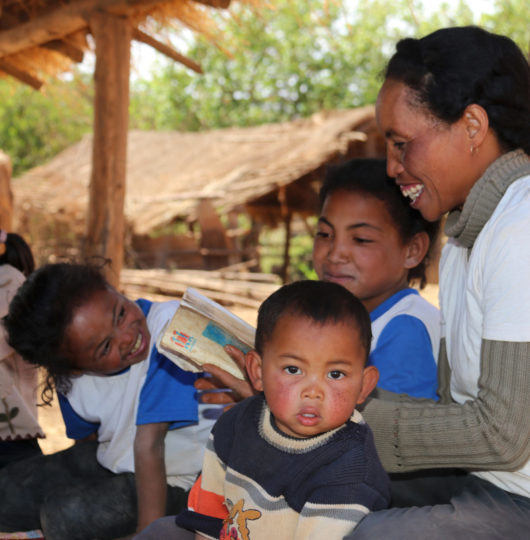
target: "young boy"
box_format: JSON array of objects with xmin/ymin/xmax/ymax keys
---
[{"xmin": 175, "ymin": 280, "xmax": 391, "ymax": 540}]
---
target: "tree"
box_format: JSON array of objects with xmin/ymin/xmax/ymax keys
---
[
  {"xmin": 0, "ymin": 0, "xmax": 528, "ymax": 175},
  {"xmin": 0, "ymin": 72, "xmax": 93, "ymax": 176},
  {"xmin": 129, "ymin": 0, "xmax": 529, "ymax": 132},
  {"xmin": 481, "ymin": 0, "xmax": 530, "ymax": 55},
  {"xmin": 130, "ymin": 0, "xmax": 408, "ymax": 130}
]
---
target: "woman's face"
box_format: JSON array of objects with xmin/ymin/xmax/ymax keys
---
[{"xmin": 376, "ymin": 79, "xmax": 477, "ymax": 222}]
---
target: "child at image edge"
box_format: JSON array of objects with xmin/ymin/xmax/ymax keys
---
[
  {"xmin": 312, "ymin": 158, "xmax": 441, "ymax": 400},
  {"xmin": 175, "ymin": 280, "xmax": 391, "ymax": 540},
  {"xmin": 0, "ymin": 263, "xmax": 222, "ymax": 538}
]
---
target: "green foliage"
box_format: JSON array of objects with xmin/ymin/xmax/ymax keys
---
[
  {"xmin": 259, "ymin": 219, "xmax": 318, "ymax": 282},
  {"xmin": 480, "ymin": 0, "xmax": 530, "ymax": 53},
  {"xmin": 0, "ymin": 0, "xmax": 528, "ymax": 177},
  {"xmin": 130, "ymin": 0, "xmax": 408, "ymax": 130},
  {"xmin": 129, "ymin": 0, "xmax": 529, "ymax": 132},
  {"xmin": 0, "ymin": 71, "xmax": 93, "ymax": 176}
]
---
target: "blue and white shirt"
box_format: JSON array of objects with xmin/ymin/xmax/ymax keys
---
[
  {"xmin": 59, "ymin": 299, "xmax": 221, "ymax": 489},
  {"xmin": 369, "ymin": 288, "xmax": 440, "ymax": 400}
]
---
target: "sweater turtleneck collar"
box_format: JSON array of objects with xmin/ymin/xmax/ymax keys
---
[{"xmin": 444, "ymin": 149, "xmax": 530, "ymax": 248}]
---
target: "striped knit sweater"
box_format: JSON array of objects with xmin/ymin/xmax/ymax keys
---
[{"xmin": 176, "ymin": 394, "xmax": 390, "ymax": 539}]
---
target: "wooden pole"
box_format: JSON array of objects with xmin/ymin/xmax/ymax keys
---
[
  {"xmin": 278, "ymin": 184, "xmax": 292, "ymax": 284},
  {"xmin": 0, "ymin": 151, "xmax": 13, "ymax": 231},
  {"xmin": 85, "ymin": 13, "xmax": 131, "ymax": 287},
  {"xmin": 280, "ymin": 211, "xmax": 292, "ymax": 284}
]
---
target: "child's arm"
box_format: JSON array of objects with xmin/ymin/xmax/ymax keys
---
[{"xmin": 134, "ymin": 421, "xmax": 170, "ymax": 532}]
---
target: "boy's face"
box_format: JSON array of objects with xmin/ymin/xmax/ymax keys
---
[
  {"xmin": 246, "ymin": 314, "xmax": 378, "ymax": 439},
  {"xmin": 312, "ymin": 189, "xmax": 415, "ymax": 313},
  {"xmin": 61, "ymin": 286, "xmax": 151, "ymax": 375}
]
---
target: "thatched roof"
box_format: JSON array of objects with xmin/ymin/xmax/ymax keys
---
[
  {"xmin": 0, "ymin": 0, "xmax": 238, "ymax": 88},
  {"xmin": 13, "ymin": 105, "xmax": 384, "ymax": 235}
]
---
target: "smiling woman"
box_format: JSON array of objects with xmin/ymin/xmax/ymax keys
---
[
  {"xmin": 376, "ymin": 79, "xmax": 498, "ymax": 222},
  {"xmin": 350, "ymin": 25, "xmax": 530, "ymax": 539}
]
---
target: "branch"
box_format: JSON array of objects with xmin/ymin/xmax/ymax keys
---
[{"xmin": 132, "ymin": 28, "xmax": 203, "ymax": 73}]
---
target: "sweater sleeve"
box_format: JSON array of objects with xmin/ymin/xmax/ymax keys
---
[{"xmin": 361, "ymin": 339, "xmax": 530, "ymax": 473}]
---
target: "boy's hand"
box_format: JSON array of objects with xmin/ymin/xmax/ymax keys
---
[{"xmin": 196, "ymin": 345, "xmax": 255, "ymax": 406}]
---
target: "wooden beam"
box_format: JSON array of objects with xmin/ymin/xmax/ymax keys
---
[
  {"xmin": 132, "ymin": 28, "xmax": 203, "ymax": 74},
  {"xmin": 84, "ymin": 12, "xmax": 132, "ymax": 287},
  {"xmin": 0, "ymin": 59, "xmax": 43, "ymax": 90},
  {"xmin": 194, "ymin": 0, "xmax": 231, "ymax": 7},
  {"xmin": 43, "ymin": 39, "xmax": 85, "ymax": 63},
  {"xmin": 0, "ymin": 0, "xmax": 165, "ymax": 58}
]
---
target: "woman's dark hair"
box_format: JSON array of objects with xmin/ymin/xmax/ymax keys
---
[
  {"xmin": 319, "ymin": 158, "xmax": 440, "ymax": 288},
  {"xmin": 0, "ymin": 232, "xmax": 35, "ymax": 277},
  {"xmin": 385, "ymin": 26, "xmax": 530, "ymax": 154},
  {"xmin": 4, "ymin": 263, "xmax": 109, "ymax": 404},
  {"xmin": 255, "ymin": 280, "xmax": 372, "ymax": 363}
]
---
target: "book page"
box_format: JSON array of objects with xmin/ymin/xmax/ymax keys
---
[{"xmin": 156, "ymin": 288, "xmax": 255, "ymax": 380}]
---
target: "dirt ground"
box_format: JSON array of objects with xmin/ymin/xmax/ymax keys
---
[{"xmin": 37, "ymin": 287, "xmax": 439, "ymax": 455}]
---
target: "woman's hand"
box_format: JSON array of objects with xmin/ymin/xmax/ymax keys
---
[{"xmin": 195, "ymin": 345, "xmax": 256, "ymax": 406}]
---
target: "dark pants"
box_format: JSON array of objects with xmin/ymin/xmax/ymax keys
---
[
  {"xmin": 348, "ymin": 474, "xmax": 530, "ymax": 539},
  {"xmin": 0, "ymin": 438, "xmax": 42, "ymax": 469},
  {"xmin": 135, "ymin": 471, "xmax": 530, "ymax": 540},
  {"xmin": 133, "ymin": 517, "xmax": 194, "ymax": 540},
  {"xmin": 0, "ymin": 440, "xmax": 188, "ymax": 540},
  {"xmin": 389, "ymin": 468, "xmax": 469, "ymax": 507}
]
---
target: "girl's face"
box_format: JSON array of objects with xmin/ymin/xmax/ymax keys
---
[
  {"xmin": 376, "ymin": 79, "xmax": 477, "ymax": 222},
  {"xmin": 246, "ymin": 315, "xmax": 377, "ymax": 439},
  {"xmin": 312, "ymin": 189, "xmax": 414, "ymax": 313},
  {"xmin": 61, "ymin": 287, "xmax": 151, "ymax": 375}
]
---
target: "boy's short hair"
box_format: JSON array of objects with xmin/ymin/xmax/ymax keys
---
[{"xmin": 255, "ymin": 280, "xmax": 371, "ymax": 363}]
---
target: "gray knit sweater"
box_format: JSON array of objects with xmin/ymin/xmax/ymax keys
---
[{"xmin": 361, "ymin": 150, "xmax": 530, "ymax": 476}]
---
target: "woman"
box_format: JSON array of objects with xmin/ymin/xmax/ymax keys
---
[
  {"xmin": 137, "ymin": 25, "xmax": 530, "ymax": 540},
  {"xmin": 350, "ymin": 25, "xmax": 530, "ymax": 538}
]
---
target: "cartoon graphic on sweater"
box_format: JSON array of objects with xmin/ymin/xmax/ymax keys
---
[{"xmin": 220, "ymin": 499, "xmax": 261, "ymax": 540}]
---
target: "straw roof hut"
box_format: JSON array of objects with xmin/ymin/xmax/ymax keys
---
[
  {"xmin": 0, "ymin": 0, "xmax": 248, "ymax": 285},
  {"xmin": 13, "ymin": 105, "xmax": 385, "ymax": 279}
]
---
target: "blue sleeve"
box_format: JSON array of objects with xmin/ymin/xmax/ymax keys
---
[
  {"xmin": 369, "ymin": 314, "xmax": 438, "ymax": 400},
  {"xmin": 58, "ymin": 392, "xmax": 99, "ymax": 440},
  {"xmin": 137, "ymin": 346, "xmax": 201, "ymax": 430}
]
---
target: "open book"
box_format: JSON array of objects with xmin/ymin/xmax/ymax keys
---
[{"xmin": 156, "ymin": 287, "xmax": 255, "ymax": 380}]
